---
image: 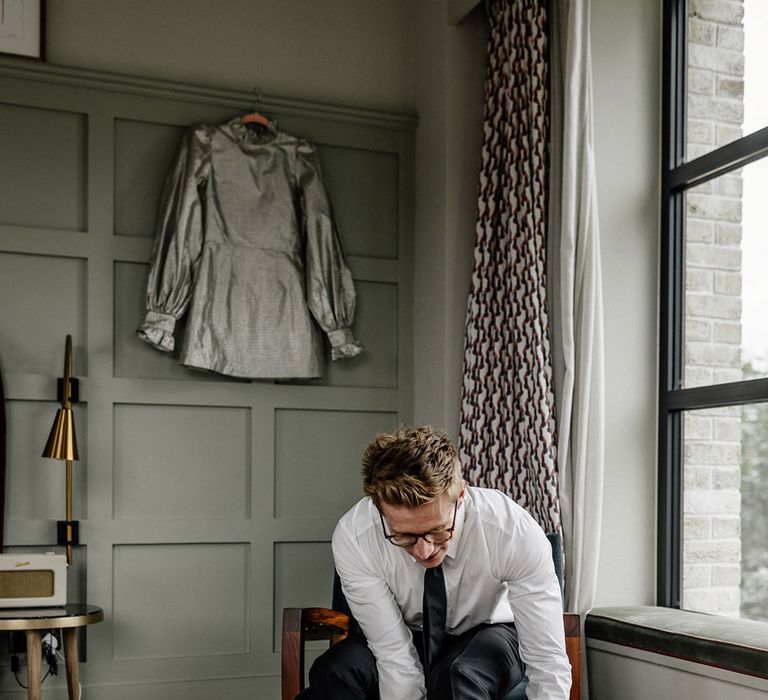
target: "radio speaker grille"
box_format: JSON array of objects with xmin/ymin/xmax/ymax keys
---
[{"xmin": 0, "ymin": 570, "xmax": 55, "ymax": 598}]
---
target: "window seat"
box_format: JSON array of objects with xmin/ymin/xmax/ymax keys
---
[{"xmin": 586, "ymin": 606, "xmax": 768, "ymax": 680}]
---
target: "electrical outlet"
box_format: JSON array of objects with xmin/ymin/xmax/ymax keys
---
[
  {"xmin": 41, "ymin": 632, "xmax": 58, "ymax": 676},
  {"xmin": 42, "ymin": 633, "xmax": 58, "ymax": 652}
]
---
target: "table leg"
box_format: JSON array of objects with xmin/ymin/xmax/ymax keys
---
[
  {"xmin": 63, "ymin": 628, "xmax": 80, "ymax": 699},
  {"xmin": 24, "ymin": 630, "xmax": 42, "ymax": 700}
]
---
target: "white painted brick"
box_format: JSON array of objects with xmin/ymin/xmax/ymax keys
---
[
  {"xmin": 686, "ymin": 194, "xmax": 742, "ymax": 223},
  {"xmin": 712, "ymin": 415, "xmax": 741, "ymax": 441},
  {"xmin": 685, "ymin": 413, "xmax": 713, "ymax": 439},
  {"xmin": 684, "ymin": 465, "xmax": 713, "ymax": 489},
  {"xmin": 690, "ymin": 17, "xmax": 716, "ymax": 45},
  {"xmin": 686, "ymin": 318, "xmax": 712, "ymax": 342},
  {"xmin": 684, "ymin": 564, "xmax": 712, "ymax": 588},
  {"xmin": 688, "ymin": 68, "xmax": 716, "ymax": 96},
  {"xmin": 685, "ymin": 514, "xmax": 712, "ymax": 538},
  {"xmin": 686, "ymin": 293, "xmax": 741, "ymax": 320},
  {"xmin": 683, "ymin": 537, "xmax": 741, "ymax": 562},
  {"xmin": 685, "ymin": 489, "xmax": 740, "ymax": 515},
  {"xmin": 685, "ymin": 440, "xmax": 741, "ymax": 465},
  {"xmin": 685, "ymin": 341, "xmax": 741, "ymax": 367},
  {"xmin": 687, "ymin": 218, "xmax": 715, "ymax": 243},
  {"xmin": 685, "ymin": 367, "xmax": 714, "ymax": 387},
  {"xmin": 683, "ymin": 587, "xmax": 740, "ymax": 615},
  {"xmin": 691, "ymin": 180, "xmax": 714, "ymax": 195},
  {"xmin": 717, "ymin": 25, "xmax": 744, "ymax": 50},
  {"xmin": 715, "ymin": 175, "xmax": 742, "ymax": 198},
  {"xmin": 713, "ymin": 367, "xmax": 743, "ymax": 383},
  {"xmin": 712, "ymin": 516, "xmax": 741, "ymax": 538},
  {"xmin": 712, "ymin": 564, "xmax": 741, "ymax": 586},
  {"xmin": 688, "ymin": 44, "xmax": 744, "ymax": 75},
  {"xmin": 698, "ymin": 405, "xmax": 742, "ymax": 418},
  {"xmin": 714, "ymin": 271, "xmax": 741, "ymax": 295},
  {"xmin": 688, "ymin": 93, "xmax": 744, "ymax": 123},
  {"xmin": 717, "ymin": 77, "xmax": 743, "ymax": 99},
  {"xmin": 713, "ymin": 320, "xmax": 741, "ymax": 343},
  {"xmin": 690, "ymin": 0, "xmax": 744, "ymax": 25},
  {"xmin": 714, "ymin": 467, "xmax": 741, "ymax": 489},
  {"xmin": 717, "ymin": 123, "xmax": 742, "ymax": 145},
  {"xmin": 686, "ymin": 243, "xmax": 741, "ymax": 270},
  {"xmin": 687, "ymin": 118, "xmax": 716, "ymax": 144},
  {"xmin": 716, "ymin": 222, "xmax": 741, "ymax": 244},
  {"xmin": 686, "ymin": 268, "xmax": 713, "ymax": 292},
  {"xmin": 687, "ymin": 144, "xmax": 716, "ymax": 161}
]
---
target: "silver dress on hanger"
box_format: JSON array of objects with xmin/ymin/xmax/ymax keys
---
[{"xmin": 138, "ymin": 118, "xmax": 363, "ymax": 378}]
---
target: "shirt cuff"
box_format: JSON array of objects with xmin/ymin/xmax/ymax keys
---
[
  {"xmin": 137, "ymin": 310, "xmax": 177, "ymax": 352},
  {"xmin": 327, "ymin": 328, "xmax": 364, "ymax": 361}
]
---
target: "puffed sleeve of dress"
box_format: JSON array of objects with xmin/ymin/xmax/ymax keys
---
[
  {"xmin": 137, "ymin": 126, "xmax": 211, "ymax": 352},
  {"xmin": 296, "ymin": 141, "xmax": 364, "ymax": 361}
]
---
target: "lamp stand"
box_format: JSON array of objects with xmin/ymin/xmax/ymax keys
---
[
  {"xmin": 43, "ymin": 334, "xmax": 80, "ymax": 567},
  {"xmin": 55, "ymin": 458, "xmax": 79, "ymax": 565}
]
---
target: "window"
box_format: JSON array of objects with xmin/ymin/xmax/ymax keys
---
[{"xmin": 660, "ymin": 0, "xmax": 768, "ymax": 621}]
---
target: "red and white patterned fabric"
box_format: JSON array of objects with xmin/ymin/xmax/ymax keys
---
[{"xmin": 459, "ymin": 0, "xmax": 561, "ymax": 534}]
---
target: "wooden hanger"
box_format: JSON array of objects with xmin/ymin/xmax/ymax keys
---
[
  {"xmin": 241, "ymin": 86, "xmax": 271, "ymax": 127},
  {"xmin": 241, "ymin": 111, "xmax": 270, "ymax": 127}
]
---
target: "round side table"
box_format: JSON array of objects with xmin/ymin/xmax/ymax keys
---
[{"xmin": 0, "ymin": 604, "xmax": 103, "ymax": 700}]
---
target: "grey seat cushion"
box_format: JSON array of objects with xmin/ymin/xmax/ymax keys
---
[{"xmin": 586, "ymin": 605, "xmax": 768, "ymax": 680}]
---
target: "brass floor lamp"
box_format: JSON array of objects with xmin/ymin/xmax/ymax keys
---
[{"xmin": 42, "ymin": 335, "xmax": 79, "ymax": 565}]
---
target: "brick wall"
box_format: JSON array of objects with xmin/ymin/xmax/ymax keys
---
[{"xmin": 683, "ymin": 0, "xmax": 744, "ymax": 616}]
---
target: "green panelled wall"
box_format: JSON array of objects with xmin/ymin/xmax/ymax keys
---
[{"xmin": 0, "ymin": 58, "xmax": 414, "ymax": 699}]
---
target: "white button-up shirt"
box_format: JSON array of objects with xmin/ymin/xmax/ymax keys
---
[{"xmin": 332, "ymin": 485, "xmax": 572, "ymax": 700}]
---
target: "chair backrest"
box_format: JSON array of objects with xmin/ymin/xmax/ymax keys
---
[
  {"xmin": 332, "ymin": 569, "xmax": 360, "ymax": 635},
  {"xmin": 281, "ymin": 608, "xmax": 350, "ymax": 700},
  {"xmin": 546, "ymin": 532, "xmax": 565, "ymax": 598},
  {"xmin": 332, "ymin": 568, "xmax": 352, "ymax": 616}
]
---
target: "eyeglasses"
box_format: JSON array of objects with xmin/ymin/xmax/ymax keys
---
[{"xmin": 379, "ymin": 501, "xmax": 459, "ymax": 547}]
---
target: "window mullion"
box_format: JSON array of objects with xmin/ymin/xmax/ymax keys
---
[
  {"xmin": 670, "ymin": 126, "xmax": 768, "ymax": 192},
  {"xmin": 658, "ymin": 0, "xmax": 687, "ymax": 609},
  {"xmin": 666, "ymin": 378, "xmax": 768, "ymax": 411}
]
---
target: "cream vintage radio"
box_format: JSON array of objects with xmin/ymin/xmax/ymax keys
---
[{"xmin": 0, "ymin": 553, "xmax": 67, "ymax": 607}]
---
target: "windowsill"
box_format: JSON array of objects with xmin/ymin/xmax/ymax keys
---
[{"xmin": 586, "ymin": 606, "xmax": 768, "ymax": 680}]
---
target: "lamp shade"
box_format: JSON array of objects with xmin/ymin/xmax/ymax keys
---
[
  {"xmin": 42, "ymin": 334, "xmax": 79, "ymax": 462},
  {"xmin": 42, "ymin": 407, "xmax": 79, "ymax": 461}
]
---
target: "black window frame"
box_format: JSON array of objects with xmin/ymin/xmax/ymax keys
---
[{"xmin": 659, "ymin": 0, "xmax": 768, "ymax": 608}]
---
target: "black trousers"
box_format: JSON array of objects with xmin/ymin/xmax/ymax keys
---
[{"xmin": 303, "ymin": 622, "xmax": 524, "ymax": 700}]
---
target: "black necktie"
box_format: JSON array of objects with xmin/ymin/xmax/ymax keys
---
[{"xmin": 422, "ymin": 564, "xmax": 447, "ymax": 679}]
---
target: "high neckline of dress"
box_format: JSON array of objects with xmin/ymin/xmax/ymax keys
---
[{"xmin": 228, "ymin": 117, "xmax": 278, "ymax": 145}]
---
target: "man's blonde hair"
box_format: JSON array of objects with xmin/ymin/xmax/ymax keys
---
[{"xmin": 362, "ymin": 425, "xmax": 463, "ymax": 508}]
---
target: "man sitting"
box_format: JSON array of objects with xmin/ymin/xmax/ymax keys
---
[{"xmin": 303, "ymin": 425, "xmax": 572, "ymax": 699}]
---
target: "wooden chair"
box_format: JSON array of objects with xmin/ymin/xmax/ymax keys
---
[
  {"xmin": 281, "ymin": 535, "xmax": 582, "ymax": 700},
  {"xmin": 282, "ymin": 607, "xmax": 580, "ymax": 700},
  {"xmin": 281, "ymin": 607, "xmax": 351, "ymax": 700}
]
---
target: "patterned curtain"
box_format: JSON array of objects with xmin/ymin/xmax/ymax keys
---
[{"xmin": 459, "ymin": 0, "xmax": 560, "ymax": 534}]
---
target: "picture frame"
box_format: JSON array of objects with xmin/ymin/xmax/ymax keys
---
[{"xmin": 0, "ymin": 0, "xmax": 44, "ymax": 60}]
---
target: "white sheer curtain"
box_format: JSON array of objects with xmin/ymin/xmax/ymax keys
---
[{"xmin": 548, "ymin": 0, "xmax": 605, "ymax": 619}]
